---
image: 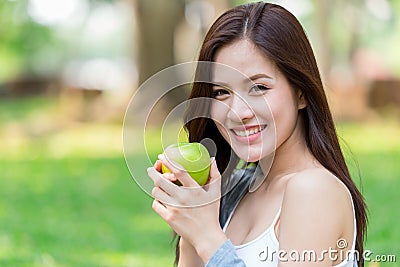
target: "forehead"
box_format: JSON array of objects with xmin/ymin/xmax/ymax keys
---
[{"xmin": 212, "ymin": 39, "xmax": 277, "ymax": 85}]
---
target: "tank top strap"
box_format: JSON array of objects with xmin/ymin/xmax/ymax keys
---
[
  {"xmin": 270, "ymin": 207, "xmax": 282, "ymax": 230},
  {"xmin": 223, "ymin": 205, "xmax": 282, "ymax": 233}
]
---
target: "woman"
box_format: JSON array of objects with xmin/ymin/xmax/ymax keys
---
[{"xmin": 147, "ymin": 2, "xmax": 367, "ymax": 266}]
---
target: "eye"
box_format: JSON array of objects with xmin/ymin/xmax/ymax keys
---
[
  {"xmin": 212, "ymin": 88, "xmax": 230, "ymax": 99},
  {"xmin": 249, "ymin": 84, "xmax": 270, "ymax": 95}
]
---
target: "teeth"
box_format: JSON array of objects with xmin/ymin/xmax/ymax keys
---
[{"xmin": 233, "ymin": 126, "xmax": 265, "ymax": 137}]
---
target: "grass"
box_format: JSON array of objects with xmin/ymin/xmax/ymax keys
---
[
  {"xmin": 0, "ymin": 97, "xmax": 176, "ymax": 267},
  {"xmin": 0, "ymin": 96, "xmax": 399, "ymax": 266},
  {"xmin": 0, "ymin": 156, "xmax": 174, "ymax": 267},
  {"xmin": 337, "ymin": 122, "xmax": 400, "ymax": 264}
]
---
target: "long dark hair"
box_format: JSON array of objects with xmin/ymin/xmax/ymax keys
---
[{"xmin": 176, "ymin": 2, "xmax": 367, "ymax": 266}]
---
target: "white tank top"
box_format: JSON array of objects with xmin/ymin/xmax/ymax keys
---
[{"xmin": 222, "ymin": 180, "xmax": 358, "ymax": 267}]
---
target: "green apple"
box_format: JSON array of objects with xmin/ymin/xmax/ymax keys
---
[{"xmin": 161, "ymin": 142, "xmax": 211, "ymax": 186}]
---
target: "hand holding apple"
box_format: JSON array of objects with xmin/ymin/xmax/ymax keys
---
[
  {"xmin": 160, "ymin": 142, "xmax": 211, "ymax": 186},
  {"xmin": 149, "ymin": 156, "xmax": 226, "ymax": 264}
]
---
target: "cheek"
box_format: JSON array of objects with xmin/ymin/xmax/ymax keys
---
[
  {"xmin": 249, "ymin": 96, "xmax": 274, "ymax": 123},
  {"xmin": 211, "ymin": 101, "xmax": 228, "ymax": 124},
  {"xmin": 269, "ymin": 96, "xmax": 299, "ymax": 141},
  {"xmin": 211, "ymin": 102, "xmax": 231, "ymax": 142},
  {"xmin": 214, "ymin": 121, "xmax": 230, "ymax": 145}
]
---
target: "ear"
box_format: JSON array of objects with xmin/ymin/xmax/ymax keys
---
[{"xmin": 297, "ymin": 90, "xmax": 307, "ymax": 109}]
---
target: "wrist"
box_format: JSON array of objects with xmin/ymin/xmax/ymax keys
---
[
  {"xmin": 179, "ymin": 237, "xmax": 195, "ymax": 251},
  {"xmin": 194, "ymin": 230, "xmax": 227, "ymax": 263}
]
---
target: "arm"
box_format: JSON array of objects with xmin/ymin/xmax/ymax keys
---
[
  {"xmin": 177, "ymin": 238, "xmax": 203, "ymax": 267},
  {"xmin": 278, "ymin": 170, "xmax": 349, "ymax": 267}
]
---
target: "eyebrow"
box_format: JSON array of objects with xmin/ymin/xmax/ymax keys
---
[
  {"xmin": 211, "ymin": 82, "xmax": 230, "ymax": 88},
  {"xmin": 248, "ymin": 73, "xmax": 273, "ymax": 81},
  {"xmin": 211, "ymin": 73, "xmax": 273, "ymax": 88}
]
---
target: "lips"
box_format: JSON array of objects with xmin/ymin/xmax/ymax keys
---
[{"xmin": 231, "ymin": 125, "xmax": 267, "ymax": 137}]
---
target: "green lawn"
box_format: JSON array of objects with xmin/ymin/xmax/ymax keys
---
[
  {"xmin": 0, "ymin": 97, "xmax": 398, "ymax": 266},
  {"xmin": 337, "ymin": 122, "xmax": 400, "ymax": 265}
]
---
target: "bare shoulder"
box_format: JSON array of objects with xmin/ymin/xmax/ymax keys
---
[
  {"xmin": 281, "ymin": 168, "xmax": 353, "ymax": 234},
  {"xmin": 284, "ymin": 168, "xmax": 350, "ymax": 202}
]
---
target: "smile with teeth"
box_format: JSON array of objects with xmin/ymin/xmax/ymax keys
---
[{"xmin": 232, "ymin": 125, "xmax": 266, "ymax": 137}]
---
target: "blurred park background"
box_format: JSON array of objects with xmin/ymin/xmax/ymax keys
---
[{"xmin": 0, "ymin": 0, "xmax": 399, "ymax": 266}]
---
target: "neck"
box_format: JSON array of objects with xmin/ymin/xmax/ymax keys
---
[{"xmin": 259, "ymin": 115, "xmax": 319, "ymax": 182}]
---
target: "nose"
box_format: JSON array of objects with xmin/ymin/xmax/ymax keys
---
[{"xmin": 227, "ymin": 93, "xmax": 254, "ymax": 123}]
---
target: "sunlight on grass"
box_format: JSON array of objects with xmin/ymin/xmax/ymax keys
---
[
  {"xmin": 0, "ymin": 123, "xmax": 123, "ymax": 160},
  {"xmin": 0, "ymin": 234, "xmax": 12, "ymax": 260},
  {"xmin": 337, "ymin": 119, "xmax": 400, "ymax": 153},
  {"xmin": 47, "ymin": 123, "xmax": 123, "ymax": 158}
]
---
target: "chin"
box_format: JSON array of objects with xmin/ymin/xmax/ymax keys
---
[
  {"xmin": 235, "ymin": 145, "xmax": 275, "ymax": 163},
  {"xmin": 234, "ymin": 149, "xmax": 263, "ymax": 163}
]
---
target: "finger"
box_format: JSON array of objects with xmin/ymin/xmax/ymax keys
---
[
  {"xmin": 151, "ymin": 186, "xmax": 176, "ymax": 205},
  {"xmin": 162, "ymin": 172, "xmax": 178, "ymax": 182},
  {"xmin": 209, "ymin": 157, "xmax": 221, "ymax": 183},
  {"xmin": 147, "ymin": 166, "xmax": 179, "ymax": 195},
  {"xmin": 154, "ymin": 160, "xmax": 162, "ymax": 172},
  {"xmin": 154, "ymin": 159, "xmax": 177, "ymax": 182},
  {"xmin": 204, "ymin": 157, "xmax": 222, "ymax": 194},
  {"xmin": 158, "ymin": 154, "xmax": 199, "ymax": 188},
  {"xmin": 152, "ymin": 199, "xmax": 171, "ymax": 222}
]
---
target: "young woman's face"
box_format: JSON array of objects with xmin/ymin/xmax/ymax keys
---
[{"xmin": 211, "ymin": 39, "xmax": 305, "ymax": 162}]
